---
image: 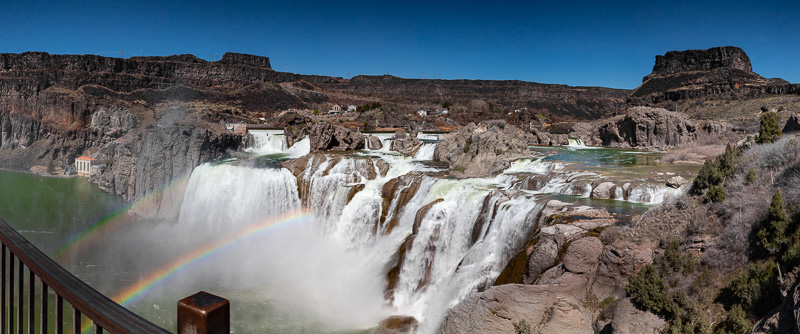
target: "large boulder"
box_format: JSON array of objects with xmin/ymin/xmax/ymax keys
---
[
  {"xmin": 610, "ymin": 298, "xmax": 666, "ymax": 334},
  {"xmin": 391, "ymin": 137, "xmax": 422, "ymax": 156},
  {"xmin": 285, "ymin": 122, "xmax": 364, "ymax": 151},
  {"xmin": 365, "ymin": 135, "xmax": 383, "ymax": 150},
  {"xmin": 597, "ymin": 107, "xmax": 697, "ymax": 148},
  {"xmin": 591, "ymin": 182, "xmax": 616, "ymax": 199},
  {"xmin": 433, "ymin": 122, "xmax": 536, "ymax": 177},
  {"xmin": 377, "ymin": 315, "xmax": 418, "ymax": 334},
  {"xmin": 563, "ymin": 237, "xmax": 603, "ymax": 274},
  {"xmin": 784, "ymin": 113, "xmax": 800, "ymax": 134},
  {"xmin": 439, "ymin": 284, "xmax": 594, "ymax": 334}
]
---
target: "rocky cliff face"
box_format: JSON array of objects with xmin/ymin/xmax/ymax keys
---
[
  {"xmin": 629, "ymin": 46, "xmax": 799, "ymax": 106},
  {"xmin": 95, "ymin": 125, "xmax": 240, "ymax": 202},
  {"xmin": 326, "ymin": 75, "xmax": 628, "ymax": 120},
  {"xmin": 0, "ymin": 52, "xmax": 251, "ymax": 203},
  {"xmin": 596, "ymin": 106, "xmax": 697, "ymax": 148},
  {"xmin": 647, "ymin": 46, "xmax": 752, "ymax": 78}
]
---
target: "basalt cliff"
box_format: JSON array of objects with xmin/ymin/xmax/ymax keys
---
[{"xmin": 628, "ymin": 46, "xmax": 800, "ymax": 109}]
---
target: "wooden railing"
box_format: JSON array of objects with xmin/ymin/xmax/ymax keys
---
[{"xmin": 0, "ymin": 217, "xmax": 229, "ymax": 334}]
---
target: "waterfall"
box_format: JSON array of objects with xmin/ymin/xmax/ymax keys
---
[
  {"xmin": 414, "ymin": 143, "xmax": 437, "ymax": 160},
  {"xmin": 163, "ymin": 144, "xmax": 689, "ymax": 333},
  {"xmin": 245, "ymin": 130, "xmax": 311, "ymax": 158},
  {"xmin": 177, "ymin": 164, "xmax": 302, "ymax": 235},
  {"xmin": 567, "ymin": 137, "xmax": 588, "ymax": 148},
  {"xmin": 245, "ymin": 129, "xmax": 286, "ymax": 155}
]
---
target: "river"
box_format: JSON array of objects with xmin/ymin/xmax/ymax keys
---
[{"xmin": 0, "ymin": 132, "xmax": 699, "ymax": 333}]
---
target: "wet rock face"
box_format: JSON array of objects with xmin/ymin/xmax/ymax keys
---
[
  {"xmin": 597, "ymin": 106, "xmax": 696, "ymax": 148},
  {"xmin": 378, "ymin": 315, "xmax": 419, "ymax": 334},
  {"xmin": 647, "ymin": 46, "xmax": 752, "ymax": 78}
]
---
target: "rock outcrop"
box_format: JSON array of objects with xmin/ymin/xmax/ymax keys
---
[
  {"xmin": 377, "ymin": 315, "xmax": 418, "ymax": 334},
  {"xmin": 434, "ymin": 122, "xmax": 535, "ymax": 177},
  {"xmin": 629, "ymin": 46, "xmax": 797, "ymax": 105},
  {"xmin": 647, "ymin": 46, "xmax": 752, "ymax": 77},
  {"xmin": 597, "ymin": 107, "xmax": 697, "ymax": 148},
  {"xmin": 90, "ymin": 107, "xmax": 138, "ymax": 137},
  {"xmin": 439, "ymin": 284, "xmax": 595, "ymax": 334},
  {"xmin": 611, "ymin": 298, "xmax": 666, "ymax": 334},
  {"xmin": 785, "ymin": 113, "xmax": 800, "ymax": 134},
  {"xmin": 391, "ymin": 137, "xmax": 422, "ymax": 156},
  {"xmin": 285, "ymin": 122, "xmax": 365, "ymax": 151}
]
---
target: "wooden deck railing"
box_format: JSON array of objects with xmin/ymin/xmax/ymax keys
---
[{"xmin": 0, "ymin": 217, "xmax": 229, "ymax": 334}]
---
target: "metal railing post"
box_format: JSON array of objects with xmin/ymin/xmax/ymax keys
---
[{"xmin": 177, "ymin": 291, "xmax": 230, "ymax": 334}]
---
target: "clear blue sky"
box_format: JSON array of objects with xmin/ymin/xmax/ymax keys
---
[{"xmin": 1, "ymin": 0, "xmax": 797, "ymax": 89}]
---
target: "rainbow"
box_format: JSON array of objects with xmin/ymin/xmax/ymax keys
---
[
  {"xmin": 112, "ymin": 208, "xmax": 313, "ymax": 306},
  {"xmin": 54, "ymin": 173, "xmax": 193, "ymax": 260},
  {"xmin": 79, "ymin": 208, "xmax": 313, "ymax": 333}
]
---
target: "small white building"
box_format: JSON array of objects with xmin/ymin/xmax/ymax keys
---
[
  {"xmin": 328, "ymin": 104, "xmax": 342, "ymax": 114},
  {"xmin": 347, "ymin": 105, "xmax": 357, "ymax": 112},
  {"xmin": 417, "ymin": 109, "xmax": 429, "ymax": 116},
  {"xmin": 75, "ymin": 156, "xmax": 95, "ymax": 177},
  {"xmin": 435, "ymin": 108, "xmax": 449, "ymax": 116}
]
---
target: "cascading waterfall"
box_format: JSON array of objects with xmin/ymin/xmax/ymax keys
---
[
  {"xmin": 245, "ymin": 129, "xmax": 311, "ymax": 157},
  {"xmin": 162, "ymin": 141, "xmax": 691, "ymax": 333},
  {"xmin": 414, "ymin": 143, "xmax": 437, "ymax": 160},
  {"xmin": 567, "ymin": 137, "xmax": 588, "ymax": 148},
  {"xmin": 245, "ymin": 129, "xmax": 286, "ymax": 155}
]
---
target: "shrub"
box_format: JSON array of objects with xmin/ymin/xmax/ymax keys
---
[
  {"xmin": 313, "ymin": 109, "xmax": 320, "ymax": 115},
  {"xmin": 513, "ymin": 319, "xmax": 532, "ymax": 334},
  {"xmin": 626, "ymin": 264, "xmax": 673, "ymax": 314},
  {"xmin": 715, "ymin": 304, "xmax": 751, "ymax": 334},
  {"xmin": 756, "ymin": 112, "xmax": 782, "ymax": 144},
  {"xmin": 664, "ymin": 240, "xmax": 683, "ymax": 273},
  {"xmin": 745, "ymin": 168, "xmax": 756, "ymax": 185},
  {"xmin": 463, "ymin": 136, "xmax": 472, "ymax": 153},
  {"xmin": 757, "ymin": 188, "xmax": 790, "ymax": 250},
  {"xmin": 692, "ymin": 159, "xmax": 721, "ymax": 194},
  {"xmin": 727, "ymin": 261, "xmax": 780, "ymax": 317},
  {"xmin": 705, "ymin": 184, "xmax": 727, "ymax": 203}
]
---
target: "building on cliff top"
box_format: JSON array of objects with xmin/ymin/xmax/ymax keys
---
[
  {"xmin": 328, "ymin": 104, "xmax": 342, "ymax": 114},
  {"xmin": 225, "ymin": 123, "xmax": 247, "ymax": 135},
  {"xmin": 75, "ymin": 156, "xmax": 95, "ymax": 177}
]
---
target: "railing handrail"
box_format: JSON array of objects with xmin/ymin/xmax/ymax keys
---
[{"xmin": 0, "ymin": 217, "xmax": 170, "ymax": 333}]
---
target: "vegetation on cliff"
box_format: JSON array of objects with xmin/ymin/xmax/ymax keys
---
[{"xmin": 627, "ymin": 132, "xmax": 800, "ymax": 333}]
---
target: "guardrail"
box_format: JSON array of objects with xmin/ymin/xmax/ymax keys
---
[{"xmin": 0, "ymin": 217, "xmax": 229, "ymax": 334}]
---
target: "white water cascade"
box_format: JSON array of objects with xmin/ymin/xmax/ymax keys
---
[
  {"xmin": 245, "ymin": 129, "xmax": 311, "ymax": 157},
  {"xmin": 567, "ymin": 137, "xmax": 590, "ymax": 148},
  {"xmin": 414, "ymin": 143, "xmax": 437, "ymax": 160},
  {"xmin": 161, "ymin": 142, "xmax": 691, "ymax": 333}
]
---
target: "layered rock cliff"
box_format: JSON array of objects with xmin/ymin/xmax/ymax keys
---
[{"xmin": 629, "ymin": 46, "xmax": 800, "ymax": 106}]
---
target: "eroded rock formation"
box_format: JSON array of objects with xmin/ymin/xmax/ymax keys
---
[
  {"xmin": 434, "ymin": 122, "xmax": 535, "ymax": 177},
  {"xmin": 597, "ymin": 106, "xmax": 697, "ymax": 148}
]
